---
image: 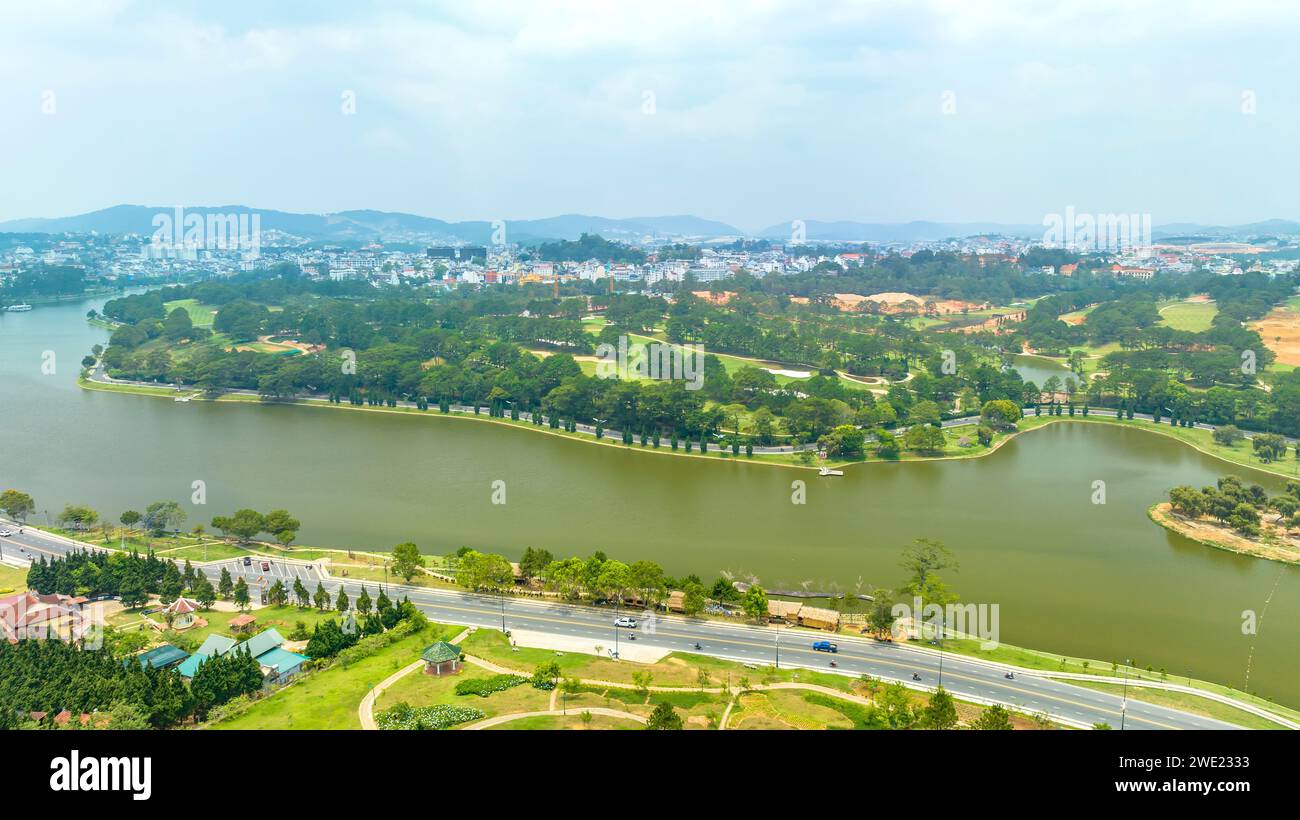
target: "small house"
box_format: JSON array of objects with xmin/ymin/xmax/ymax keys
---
[
  {"xmin": 767, "ymin": 599, "xmax": 803, "ymax": 623},
  {"xmin": 161, "ymin": 597, "xmax": 200, "ymax": 629},
  {"xmin": 798, "ymin": 605, "xmax": 841, "ymax": 632},
  {"xmin": 132, "ymin": 643, "xmax": 189, "ymax": 670}
]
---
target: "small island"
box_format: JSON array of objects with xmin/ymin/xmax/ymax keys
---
[{"xmin": 1150, "ymin": 476, "xmax": 1300, "ymax": 564}]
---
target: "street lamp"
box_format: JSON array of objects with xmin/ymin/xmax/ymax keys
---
[
  {"xmin": 500, "ymin": 587, "xmax": 507, "ymax": 634},
  {"xmin": 1120, "ymin": 658, "xmax": 1132, "ymax": 730}
]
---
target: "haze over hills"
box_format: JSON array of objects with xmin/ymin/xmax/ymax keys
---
[
  {"xmin": 3, "ymin": 204, "xmax": 1299, "ymax": 244},
  {"xmin": 0, "ymin": 206, "xmax": 746, "ymax": 245}
]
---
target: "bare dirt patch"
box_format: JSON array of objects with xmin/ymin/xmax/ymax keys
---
[
  {"xmin": 1150, "ymin": 503, "xmax": 1300, "ymax": 565},
  {"xmin": 1251, "ymin": 306, "xmax": 1300, "ymax": 367}
]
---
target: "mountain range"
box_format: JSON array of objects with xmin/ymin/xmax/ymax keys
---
[{"xmin": 3, "ymin": 205, "xmax": 1298, "ymax": 244}]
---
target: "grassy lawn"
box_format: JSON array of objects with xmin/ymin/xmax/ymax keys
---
[
  {"xmin": 163, "ymin": 298, "xmax": 218, "ymax": 328},
  {"xmin": 731, "ymin": 689, "xmax": 855, "ymax": 729},
  {"xmin": 462, "ymin": 628, "xmax": 859, "ymax": 695},
  {"xmin": 0, "ymin": 563, "xmax": 28, "ymax": 594},
  {"xmin": 210, "ymin": 621, "xmax": 459, "ymax": 729},
  {"xmin": 1062, "ymin": 679, "xmax": 1283, "ymax": 730},
  {"xmin": 164, "ymin": 604, "xmax": 337, "ymax": 649},
  {"xmin": 375, "ymin": 661, "xmax": 552, "ymax": 718},
  {"xmin": 152, "ymin": 542, "xmax": 261, "ymax": 562},
  {"xmin": 1158, "ymin": 299, "xmax": 1218, "ymax": 332},
  {"xmin": 483, "ymin": 712, "xmax": 642, "ymax": 730}
]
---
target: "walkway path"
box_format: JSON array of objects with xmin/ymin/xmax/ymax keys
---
[
  {"xmin": 358, "ymin": 628, "xmax": 472, "ymax": 730},
  {"xmin": 463, "ymin": 707, "xmax": 647, "ymax": 730}
]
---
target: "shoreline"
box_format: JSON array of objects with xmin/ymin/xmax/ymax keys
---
[
  {"xmin": 1147, "ymin": 502, "xmax": 1300, "ymax": 566},
  {"xmin": 79, "ymin": 372, "xmax": 1300, "ymax": 480}
]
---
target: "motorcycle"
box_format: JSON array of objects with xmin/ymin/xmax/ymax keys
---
[
  {"xmin": 911, "ymin": 672, "xmax": 921, "ymax": 681},
  {"xmin": 829, "ymin": 660, "xmax": 838, "ymax": 668},
  {"xmin": 1004, "ymin": 672, "xmax": 1015, "ymax": 680},
  {"xmin": 693, "ymin": 642, "xmax": 702, "ymax": 650}
]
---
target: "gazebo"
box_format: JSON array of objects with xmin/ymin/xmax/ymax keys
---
[
  {"xmin": 421, "ymin": 641, "xmax": 462, "ymax": 676},
  {"xmin": 162, "ymin": 597, "xmax": 200, "ymax": 629}
]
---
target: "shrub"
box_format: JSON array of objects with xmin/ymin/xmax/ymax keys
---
[{"xmin": 454, "ymin": 674, "xmax": 527, "ymax": 697}]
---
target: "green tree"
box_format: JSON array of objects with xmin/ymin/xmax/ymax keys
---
[
  {"xmin": 211, "ymin": 509, "xmax": 265, "ymax": 542},
  {"xmin": 232, "ymin": 577, "xmax": 250, "ymax": 611},
  {"xmin": 293, "ymin": 577, "xmax": 310, "ymax": 608},
  {"xmin": 313, "ymin": 581, "xmax": 332, "ymax": 611},
  {"xmin": 900, "ymin": 539, "xmax": 959, "ymax": 608},
  {"xmin": 391, "ymin": 541, "xmax": 426, "ymax": 583},
  {"xmin": 646, "ymin": 701, "xmax": 683, "ymax": 730},
  {"xmin": 218, "ymin": 567, "xmax": 234, "ymax": 599},
  {"xmin": 920, "ymin": 686, "xmax": 958, "ymax": 729},
  {"xmin": 970, "ymin": 703, "xmax": 1014, "ymax": 730},
  {"xmin": 267, "ymin": 579, "xmax": 288, "ymax": 607},
  {"xmin": 741, "ymin": 585, "xmax": 769, "ymax": 622},
  {"xmin": 194, "ymin": 576, "xmax": 217, "ymax": 609},
  {"xmin": 0, "ymin": 489, "xmax": 36, "ymax": 522},
  {"xmin": 143, "ymin": 500, "xmax": 185, "ymax": 535},
  {"xmin": 459, "ymin": 550, "xmax": 515, "ymax": 592}
]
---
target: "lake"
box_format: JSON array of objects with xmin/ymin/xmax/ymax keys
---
[{"xmin": 2, "ymin": 294, "xmax": 1297, "ymax": 705}]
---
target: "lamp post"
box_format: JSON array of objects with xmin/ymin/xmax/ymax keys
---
[{"xmin": 1120, "ymin": 658, "xmax": 1132, "ymax": 730}]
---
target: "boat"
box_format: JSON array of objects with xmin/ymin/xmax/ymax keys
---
[
  {"xmin": 819, "ymin": 466, "xmax": 844, "ymax": 477},
  {"xmin": 4, "ymin": 304, "xmax": 33, "ymax": 312}
]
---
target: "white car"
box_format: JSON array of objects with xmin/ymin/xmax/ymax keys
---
[
  {"xmin": 614, "ymin": 616, "xmax": 638, "ymax": 629},
  {"xmin": 0, "ymin": 530, "xmax": 12, "ymax": 537}
]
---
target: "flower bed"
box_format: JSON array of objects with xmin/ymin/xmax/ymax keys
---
[{"xmin": 377, "ymin": 702, "xmax": 485, "ymax": 730}]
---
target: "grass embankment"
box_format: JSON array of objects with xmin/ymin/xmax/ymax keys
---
[
  {"xmin": 0, "ymin": 563, "xmax": 28, "ymax": 595},
  {"xmin": 1148, "ymin": 502, "xmax": 1300, "ymax": 566},
  {"xmin": 1060, "ymin": 679, "xmax": 1285, "ymax": 731},
  {"xmin": 922, "ymin": 633, "xmax": 1300, "ymax": 728},
  {"xmin": 445, "ymin": 629, "xmax": 1046, "ymax": 730},
  {"xmin": 210, "ymin": 621, "xmax": 458, "ymax": 730}
]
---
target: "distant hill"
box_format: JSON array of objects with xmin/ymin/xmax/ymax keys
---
[
  {"xmin": 4, "ymin": 205, "xmax": 1297, "ymax": 244},
  {"xmin": 757, "ymin": 219, "xmax": 1044, "ymax": 242},
  {"xmin": 0, "ymin": 206, "xmax": 745, "ymax": 244}
]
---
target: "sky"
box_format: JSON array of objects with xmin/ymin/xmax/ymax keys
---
[{"xmin": 2, "ymin": 0, "xmax": 1299, "ymax": 232}]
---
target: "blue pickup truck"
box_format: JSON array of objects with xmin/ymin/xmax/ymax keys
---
[{"xmin": 811, "ymin": 640, "xmax": 838, "ymax": 653}]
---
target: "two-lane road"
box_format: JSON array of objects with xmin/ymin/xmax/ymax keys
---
[{"xmin": 0, "ymin": 520, "xmax": 1246, "ymax": 730}]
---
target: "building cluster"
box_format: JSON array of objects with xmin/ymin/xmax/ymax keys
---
[{"xmin": 1, "ymin": 228, "xmax": 1296, "ymax": 294}]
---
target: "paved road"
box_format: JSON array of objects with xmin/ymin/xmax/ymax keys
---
[{"xmin": 0, "ymin": 519, "xmax": 1246, "ymax": 730}]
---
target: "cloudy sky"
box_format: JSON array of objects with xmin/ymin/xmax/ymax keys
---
[{"xmin": 2, "ymin": 0, "xmax": 1298, "ymax": 231}]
